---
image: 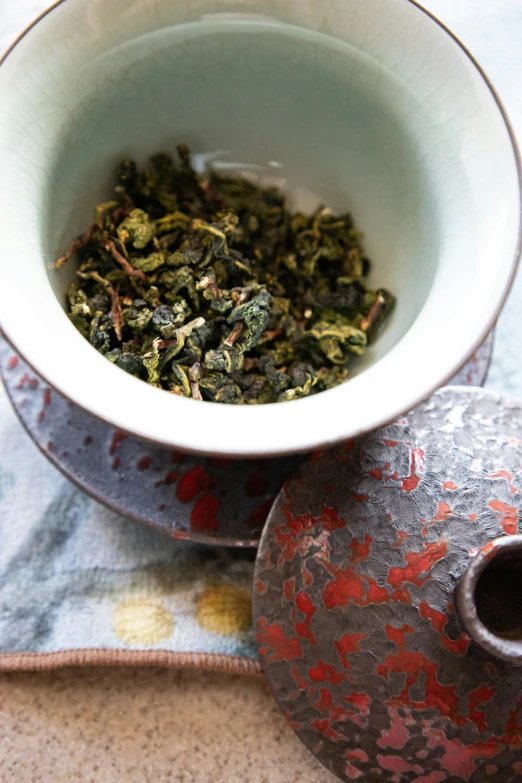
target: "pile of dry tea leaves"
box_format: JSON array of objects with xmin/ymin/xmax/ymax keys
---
[{"xmin": 56, "ymin": 145, "xmax": 395, "ymax": 404}]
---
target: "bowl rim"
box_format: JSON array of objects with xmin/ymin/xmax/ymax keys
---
[{"xmin": 0, "ymin": 0, "xmax": 521, "ymax": 458}]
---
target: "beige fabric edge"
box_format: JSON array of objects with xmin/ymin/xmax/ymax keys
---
[{"xmin": 0, "ymin": 649, "xmax": 262, "ymax": 676}]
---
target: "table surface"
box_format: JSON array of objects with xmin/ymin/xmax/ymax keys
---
[{"xmin": 1, "ymin": 0, "xmax": 522, "ymax": 781}]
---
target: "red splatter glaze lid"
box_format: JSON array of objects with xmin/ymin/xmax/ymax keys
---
[{"xmin": 254, "ymin": 387, "xmax": 522, "ymax": 783}]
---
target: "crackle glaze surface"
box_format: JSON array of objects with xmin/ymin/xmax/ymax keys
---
[
  {"xmin": 0, "ymin": 337, "xmax": 491, "ymax": 548},
  {"xmin": 0, "ymin": 0, "xmax": 518, "ymax": 456},
  {"xmin": 0, "ymin": 339, "xmax": 298, "ymax": 547},
  {"xmin": 254, "ymin": 386, "xmax": 522, "ymax": 782}
]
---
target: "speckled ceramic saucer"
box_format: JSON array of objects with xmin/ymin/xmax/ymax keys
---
[
  {"xmin": 0, "ymin": 339, "xmax": 300, "ymax": 547},
  {"xmin": 0, "ymin": 334, "xmax": 492, "ymax": 548}
]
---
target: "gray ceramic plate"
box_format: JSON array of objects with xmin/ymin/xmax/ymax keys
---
[{"xmin": 0, "ymin": 334, "xmax": 492, "ymax": 547}]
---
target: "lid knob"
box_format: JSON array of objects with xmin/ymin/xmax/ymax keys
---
[{"xmin": 458, "ymin": 534, "xmax": 522, "ymax": 664}]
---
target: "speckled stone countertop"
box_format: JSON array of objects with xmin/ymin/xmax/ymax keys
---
[
  {"xmin": 1, "ymin": 0, "xmax": 522, "ymax": 781},
  {"xmin": 0, "ymin": 668, "xmax": 328, "ymax": 782}
]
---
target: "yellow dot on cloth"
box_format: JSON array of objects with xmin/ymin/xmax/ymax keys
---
[
  {"xmin": 196, "ymin": 585, "xmax": 252, "ymax": 636},
  {"xmin": 113, "ymin": 599, "xmax": 174, "ymax": 646}
]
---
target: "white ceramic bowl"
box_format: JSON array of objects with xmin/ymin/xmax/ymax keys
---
[{"xmin": 0, "ymin": 0, "xmax": 520, "ymax": 457}]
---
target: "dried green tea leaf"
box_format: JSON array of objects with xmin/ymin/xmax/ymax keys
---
[
  {"xmin": 188, "ymin": 362, "xmax": 203, "ymax": 400},
  {"xmin": 360, "ymin": 289, "xmax": 397, "ymax": 343},
  {"xmin": 93, "ymin": 200, "xmax": 119, "ymax": 229},
  {"xmin": 56, "ymin": 224, "xmax": 96, "ymax": 269},
  {"xmin": 307, "ymin": 321, "xmax": 367, "ymax": 357},
  {"xmin": 56, "ymin": 144, "xmax": 395, "ymax": 404},
  {"xmin": 200, "ymin": 372, "xmax": 243, "ymax": 404},
  {"xmin": 151, "ymin": 302, "xmax": 190, "ymax": 338},
  {"xmin": 143, "ymin": 348, "xmax": 161, "ymax": 386},
  {"xmin": 170, "ymin": 362, "xmax": 191, "ymax": 397},
  {"xmin": 155, "ymin": 211, "xmax": 190, "ymax": 234},
  {"xmin": 227, "ymin": 289, "xmax": 272, "ymax": 352},
  {"xmin": 204, "ymin": 344, "xmax": 244, "ymax": 373},
  {"xmin": 89, "ymin": 313, "xmax": 112, "ymax": 355},
  {"xmin": 259, "ymin": 355, "xmax": 290, "ymax": 397},
  {"xmin": 104, "ymin": 238, "xmax": 148, "ymax": 281},
  {"xmin": 132, "ymin": 251, "xmax": 166, "ymax": 273},
  {"xmin": 124, "ymin": 305, "xmax": 153, "ymax": 332},
  {"xmin": 278, "ymin": 364, "xmax": 317, "ymax": 402},
  {"xmin": 155, "ymin": 317, "xmax": 206, "ymax": 370},
  {"xmin": 117, "ymin": 209, "xmax": 155, "ymax": 249},
  {"xmin": 106, "ymin": 348, "xmax": 146, "ymax": 379}
]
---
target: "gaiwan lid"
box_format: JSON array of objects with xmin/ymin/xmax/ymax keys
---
[{"xmin": 253, "ymin": 387, "xmax": 522, "ymax": 783}]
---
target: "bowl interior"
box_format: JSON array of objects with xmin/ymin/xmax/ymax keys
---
[
  {"xmin": 44, "ymin": 15, "xmax": 441, "ymax": 375},
  {"xmin": 0, "ymin": 0, "xmax": 519, "ymax": 456}
]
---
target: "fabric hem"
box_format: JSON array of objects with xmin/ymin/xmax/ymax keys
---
[{"xmin": 0, "ymin": 649, "xmax": 262, "ymax": 676}]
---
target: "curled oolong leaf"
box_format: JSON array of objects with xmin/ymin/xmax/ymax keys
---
[{"xmin": 56, "ymin": 144, "xmax": 395, "ymax": 404}]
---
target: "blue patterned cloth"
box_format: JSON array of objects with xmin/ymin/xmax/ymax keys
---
[{"xmin": 0, "ymin": 373, "xmax": 258, "ymax": 665}]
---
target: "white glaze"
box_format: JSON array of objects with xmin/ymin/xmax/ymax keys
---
[{"xmin": 0, "ymin": 0, "xmax": 519, "ymax": 456}]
